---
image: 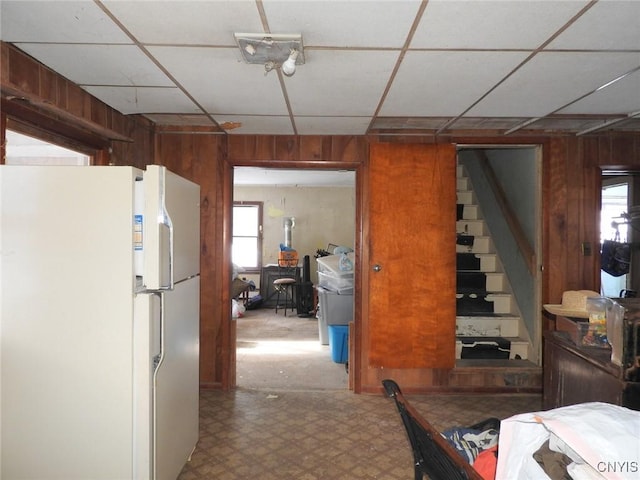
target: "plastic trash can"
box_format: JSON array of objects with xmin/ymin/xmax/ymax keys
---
[{"xmin": 328, "ymin": 325, "xmax": 349, "ymax": 363}]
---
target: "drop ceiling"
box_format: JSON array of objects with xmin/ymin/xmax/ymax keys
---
[{"xmin": 1, "ymin": 0, "xmax": 639, "ymax": 136}]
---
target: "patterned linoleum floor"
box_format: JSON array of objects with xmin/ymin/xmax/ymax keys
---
[
  {"xmin": 177, "ymin": 388, "xmax": 541, "ymax": 479},
  {"xmin": 178, "ymin": 308, "xmax": 542, "ymax": 479}
]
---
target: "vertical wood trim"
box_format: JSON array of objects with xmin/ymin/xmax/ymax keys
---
[
  {"xmin": 220, "ymin": 157, "xmax": 234, "ymax": 390},
  {"xmin": 351, "ymin": 159, "xmax": 367, "ymax": 393}
]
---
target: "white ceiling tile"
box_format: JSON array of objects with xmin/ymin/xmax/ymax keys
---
[
  {"xmin": 468, "ymin": 52, "xmax": 640, "ymax": 117},
  {"xmin": 286, "ymin": 50, "xmax": 399, "ymax": 116},
  {"xmin": 147, "ymin": 46, "xmax": 288, "ymax": 115},
  {"xmin": 262, "ymin": 0, "xmax": 422, "ymax": 48},
  {"xmin": 13, "ymin": 43, "xmax": 174, "ymax": 87},
  {"xmin": 82, "ymin": 86, "xmax": 202, "ymax": 115},
  {"xmin": 1, "ymin": 0, "xmax": 639, "ymax": 135},
  {"xmin": 295, "ymin": 117, "xmax": 371, "ymax": 135},
  {"xmin": 548, "ymin": 0, "xmax": 640, "ymax": 50},
  {"xmin": 102, "ymin": 0, "xmax": 264, "ymax": 45},
  {"xmin": 558, "ymin": 69, "xmax": 640, "ymax": 115},
  {"xmin": 0, "ymin": 0, "xmax": 131, "ymax": 44},
  {"xmin": 412, "ymin": 0, "xmax": 590, "ymax": 49},
  {"xmin": 380, "ymin": 51, "xmax": 530, "ymax": 116},
  {"xmin": 212, "ymin": 115, "xmax": 294, "ymax": 135}
]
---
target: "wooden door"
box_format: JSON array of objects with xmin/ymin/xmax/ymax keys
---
[{"xmin": 367, "ymin": 143, "xmax": 457, "ymax": 369}]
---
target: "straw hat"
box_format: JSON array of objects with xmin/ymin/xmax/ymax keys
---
[{"xmin": 543, "ymin": 290, "xmax": 601, "ymax": 318}]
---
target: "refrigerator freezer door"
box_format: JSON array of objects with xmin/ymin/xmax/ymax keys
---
[
  {"xmin": 154, "ymin": 276, "xmax": 200, "ymax": 480},
  {"xmin": 143, "ymin": 166, "xmax": 200, "ymax": 290}
]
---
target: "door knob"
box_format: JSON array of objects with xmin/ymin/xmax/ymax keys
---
[{"xmin": 373, "ymin": 264, "xmax": 382, "ymax": 272}]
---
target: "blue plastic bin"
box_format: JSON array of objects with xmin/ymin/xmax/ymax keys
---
[{"xmin": 328, "ymin": 325, "xmax": 349, "ymax": 363}]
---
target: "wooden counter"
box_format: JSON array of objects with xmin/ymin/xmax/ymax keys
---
[{"xmin": 543, "ymin": 330, "xmax": 640, "ymax": 410}]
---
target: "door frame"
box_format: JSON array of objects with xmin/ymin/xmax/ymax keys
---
[
  {"xmin": 458, "ymin": 143, "xmax": 544, "ymax": 364},
  {"xmin": 222, "ymin": 158, "xmax": 365, "ymax": 391}
]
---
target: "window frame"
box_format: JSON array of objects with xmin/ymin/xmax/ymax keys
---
[{"xmin": 232, "ymin": 201, "xmax": 263, "ymax": 273}]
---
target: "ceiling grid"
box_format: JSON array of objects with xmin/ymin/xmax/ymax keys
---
[{"xmin": 0, "ymin": 0, "xmax": 638, "ymax": 136}]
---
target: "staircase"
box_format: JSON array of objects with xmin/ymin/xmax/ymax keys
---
[{"xmin": 455, "ymin": 163, "xmax": 535, "ymax": 367}]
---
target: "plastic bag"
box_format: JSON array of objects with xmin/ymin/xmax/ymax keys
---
[
  {"xmin": 338, "ymin": 252, "xmax": 353, "ymax": 272},
  {"xmin": 496, "ymin": 402, "xmax": 640, "ymax": 480}
]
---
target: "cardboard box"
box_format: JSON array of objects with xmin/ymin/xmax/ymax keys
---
[{"xmin": 278, "ymin": 250, "xmax": 298, "ymax": 266}]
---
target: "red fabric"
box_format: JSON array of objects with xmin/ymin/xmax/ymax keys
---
[{"xmin": 474, "ymin": 445, "xmax": 498, "ymax": 480}]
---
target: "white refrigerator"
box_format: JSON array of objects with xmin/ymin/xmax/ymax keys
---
[{"xmin": 0, "ymin": 165, "xmax": 201, "ymax": 480}]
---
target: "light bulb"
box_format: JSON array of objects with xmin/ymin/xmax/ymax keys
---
[{"xmin": 282, "ymin": 49, "xmax": 298, "ymax": 77}]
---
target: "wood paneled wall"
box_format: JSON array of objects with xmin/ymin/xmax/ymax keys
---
[
  {"xmin": 3, "ymin": 40, "xmax": 640, "ymax": 391},
  {"xmin": 544, "ymin": 136, "xmax": 640, "ymax": 324},
  {"xmin": 226, "ymin": 135, "xmax": 367, "ymax": 163}
]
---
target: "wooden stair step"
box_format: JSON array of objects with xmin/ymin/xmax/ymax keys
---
[
  {"xmin": 457, "ymin": 219, "xmax": 486, "ymax": 236},
  {"xmin": 456, "ymin": 314, "xmax": 520, "ymax": 337},
  {"xmin": 457, "ymin": 203, "xmax": 481, "ymax": 220},
  {"xmin": 456, "ymin": 272, "xmax": 488, "ymax": 292},
  {"xmin": 455, "ymin": 336, "xmax": 529, "ymax": 360},
  {"xmin": 457, "ymin": 190, "xmax": 475, "ymax": 205},
  {"xmin": 456, "ymin": 252, "xmax": 481, "ymax": 270},
  {"xmin": 455, "ymin": 358, "xmax": 538, "ymax": 368},
  {"xmin": 456, "ymin": 293, "xmax": 513, "ymax": 315},
  {"xmin": 455, "ymin": 235, "xmax": 492, "ymax": 254},
  {"xmin": 456, "ymin": 293, "xmax": 495, "ymax": 315},
  {"xmin": 457, "ymin": 177, "xmax": 471, "ymax": 190},
  {"xmin": 455, "ymin": 274, "xmax": 505, "ymax": 293},
  {"xmin": 457, "ymin": 253, "xmax": 498, "ymax": 272},
  {"xmin": 481, "ymin": 293, "xmax": 512, "ymax": 313}
]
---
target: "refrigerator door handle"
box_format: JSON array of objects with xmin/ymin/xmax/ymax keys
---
[
  {"xmin": 143, "ymin": 165, "xmax": 175, "ymax": 292},
  {"xmin": 158, "ymin": 207, "xmax": 174, "ymax": 291}
]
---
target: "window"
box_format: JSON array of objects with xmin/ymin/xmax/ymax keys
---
[
  {"xmin": 5, "ymin": 130, "xmax": 91, "ymax": 165},
  {"xmin": 600, "ymin": 178, "xmax": 630, "ymax": 297},
  {"xmin": 232, "ymin": 202, "xmax": 262, "ymax": 271}
]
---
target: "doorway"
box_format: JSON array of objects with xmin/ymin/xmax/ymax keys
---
[
  {"xmin": 600, "ymin": 175, "xmax": 632, "ymax": 297},
  {"xmin": 232, "ymin": 167, "xmax": 356, "ymax": 390}
]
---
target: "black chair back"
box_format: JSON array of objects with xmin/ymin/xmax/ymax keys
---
[{"xmin": 382, "ymin": 379, "xmax": 485, "ymax": 480}]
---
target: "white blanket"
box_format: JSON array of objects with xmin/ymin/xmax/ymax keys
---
[{"xmin": 496, "ymin": 402, "xmax": 640, "ymax": 480}]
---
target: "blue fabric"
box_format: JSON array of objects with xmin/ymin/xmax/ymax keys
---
[{"xmin": 441, "ymin": 427, "xmax": 499, "ymax": 464}]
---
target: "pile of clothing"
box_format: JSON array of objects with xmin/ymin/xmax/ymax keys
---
[{"xmin": 442, "ymin": 420, "xmax": 500, "ymax": 479}]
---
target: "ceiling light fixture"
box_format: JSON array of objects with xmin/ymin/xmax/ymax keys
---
[{"xmin": 234, "ymin": 33, "xmax": 305, "ymax": 77}]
